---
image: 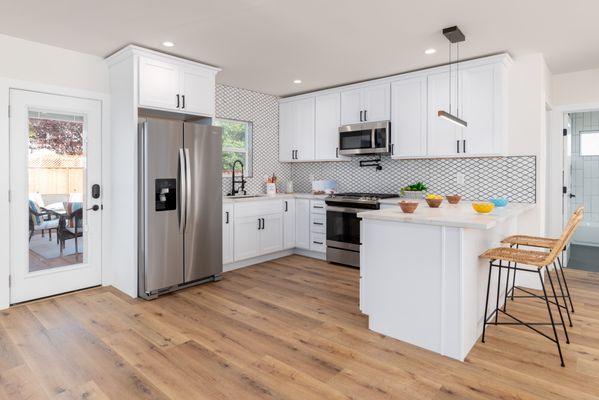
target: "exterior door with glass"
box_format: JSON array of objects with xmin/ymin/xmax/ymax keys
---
[{"xmin": 9, "ymin": 89, "xmax": 102, "ymax": 303}]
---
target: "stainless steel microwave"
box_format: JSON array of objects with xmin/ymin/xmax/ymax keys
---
[{"xmin": 338, "ymin": 120, "xmax": 391, "ymax": 156}]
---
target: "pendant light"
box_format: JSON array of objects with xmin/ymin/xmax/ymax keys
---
[{"xmin": 437, "ymin": 26, "xmax": 468, "ymax": 128}]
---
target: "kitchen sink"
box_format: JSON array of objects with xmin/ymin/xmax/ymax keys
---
[{"xmin": 226, "ymin": 194, "xmax": 264, "ymax": 199}]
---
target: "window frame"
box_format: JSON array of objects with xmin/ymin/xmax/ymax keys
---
[
  {"xmin": 580, "ymin": 130, "xmax": 599, "ymax": 157},
  {"xmin": 216, "ymin": 118, "xmax": 253, "ymax": 177}
]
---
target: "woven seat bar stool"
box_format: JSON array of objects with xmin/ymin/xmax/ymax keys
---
[
  {"xmin": 479, "ymin": 212, "xmax": 582, "ymax": 367},
  {"xmin": 500, "ymin": 207, "xmax": 584, "ymax": 324}
]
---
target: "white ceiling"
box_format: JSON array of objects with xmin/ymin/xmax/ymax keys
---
[{"xmin": 1, "ymin": 0, "xmax": 598, "ymax": 96}]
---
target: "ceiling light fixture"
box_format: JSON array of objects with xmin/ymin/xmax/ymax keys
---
[
  {"xmin": 424, "ymin": 48, "xmax": 436, "ymax": 55},
  {"xmin": 437, "ymin": 26, "xmax": 468, "ymax": 128},
  {"xmin": 162, "ymin": 41, "xmax": 175, "ymax": 48},
  {"xmin": 293, "ymin": 79, "xmax": 302, "ymax": 84}
]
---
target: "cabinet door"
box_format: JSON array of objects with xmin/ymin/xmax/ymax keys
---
[
  {"xmin": 363, "ymin": 83, "xmax": 390, "ymax": 122},
  {"xmin": 295, "ymin": 199, "xmax": 311, "ymax": 250},
  {"xmin": 340, "ymin": 88, "xmax": 363, "ymax": 125},
  {"xmin": 180, "ymin": 66, "xmax": 214, "ymax": 116},
  {"xmin": 233, "ymin": 216, "xmax": 261, "ymax": 261},
  {"xmin": 427, "ymin": 70, "xmax": 460, "ymax": 156},
  {"xmin": 260, "ymin": 213, "xmax": 284, "ymax": 254},
  {"xmin": 293, "ymin": 97, "xmax": 315, "ymax": 161},
  {"xmin": 222, "ymin": 204, "xmax": 234, "ymax": 264},
  {"xmin": 315, "ymin": 92, "xmax": 344, "ymax": 160},
  {"xmin": 139, "ymin": 56, "xmax": 180, "ymax": 110},
  {"xmin": 391, "ymin": 76, "xmax": 427, "ymax": 157},
  {"xmin": 279, "ymin": 101, "xmax": 295, "ymax": 161},
  {"xmin": 283, "ymin": 199, "xmax": 296, "ymax": 249},
  {"xmin": 460, "ymin": 65, "xmax": 499, "ymax": 156}
]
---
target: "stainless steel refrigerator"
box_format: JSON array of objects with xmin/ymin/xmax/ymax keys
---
[{"xmin": 138, "ymin": 116, "xmax": 223, "ymax": 299}]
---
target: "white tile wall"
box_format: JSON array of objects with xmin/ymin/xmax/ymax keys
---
[{"xmin": 570, "ymin": 111, "xmax": 599, "ymax": 222}]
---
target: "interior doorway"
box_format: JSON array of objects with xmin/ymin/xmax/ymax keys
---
[
  {"xmin": 9, "ymin": 89, "xmax": 103, "ymax": 303},
  {"xmin": 565, "ymin": 110, "xmax": 599, "ymax": 272}
]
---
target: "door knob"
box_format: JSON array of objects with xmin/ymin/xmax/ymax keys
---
[{"xmin": 87, "ymin": 204, "xmax": 100, "ymax": 211}]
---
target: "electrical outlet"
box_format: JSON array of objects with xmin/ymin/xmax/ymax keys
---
[{"xmin": 456, "ymin": 172, "xmax": 465, "ymax": 185}]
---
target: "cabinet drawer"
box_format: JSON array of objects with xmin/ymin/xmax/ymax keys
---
[
  {"xmin": 310, "ymin": 232, "xmax": 326, "ymax": 253},
  {"xmin": 234, "ymin": 200, "xmax": 282, "ymax": 218},
  {"xmin": 310, "ymin": 213, "xmax": 326, "ymax": 233},
  {"xmin": 310, "ymin": 200, "xmax": 326, "ymax": 214}
]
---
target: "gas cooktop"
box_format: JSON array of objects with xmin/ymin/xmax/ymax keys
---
[{"xmin": 325, "ymin": 192, "xmax": 398, "ymax": 208}]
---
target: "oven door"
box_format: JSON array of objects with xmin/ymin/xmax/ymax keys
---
[{"xmin": 326, "ymin": 206, "xmax": 362, "ymax": 251}]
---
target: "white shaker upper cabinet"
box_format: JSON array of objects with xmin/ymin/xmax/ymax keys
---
[
  {"xmin": 459, "ymin": 64, "xmax": 504, "ymax": 156},
  {"xmin": 427, "ymin": 70, "xmax": 461, "ymax": 157},
  {"xmin": 391, "ymin": 76, "xmax": 427, "ymax": 158},
  {"xmin": 180, "ymin": 66, "xmax": 215, "ymax": 116},
  {"xmin": 278, "ymin": 97, "xmax": 315, "ymax": 162},
  {"xmin": 139, "ymin": 56, "xmax": 180, "ymax": 110},
  {"xmin": 340, "ymin": 84, "xmax": 390, "ymax": 125},
  {"xmin": 279, "ymin": 101, "xmax": 295, "ymax": 162},
  {"xmin": 315, "ymin": 92, "xmax": 346, "ymax": 161}
]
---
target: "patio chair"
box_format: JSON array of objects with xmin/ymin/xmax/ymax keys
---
[
  {"xmin": 58, "ymin": 203, "xmax": 83, "ymax": 259},
  {"xmin": 28, "ymin": 200, "xmax": 58, "ymax": 242}
]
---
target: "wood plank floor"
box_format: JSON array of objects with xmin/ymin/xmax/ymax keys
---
[{"xmin": 1, "ymin": 255, "xmax": 599, "ymax": 399}]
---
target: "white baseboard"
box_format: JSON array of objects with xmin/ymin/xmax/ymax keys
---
[{"xmin": 223, "ymin": 247, "xmax": 326, "ymax": 272}]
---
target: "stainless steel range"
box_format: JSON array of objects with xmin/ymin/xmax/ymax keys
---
[{"xmin": 325, "ymin": 192, "xmax": 397, "ymax": 267}]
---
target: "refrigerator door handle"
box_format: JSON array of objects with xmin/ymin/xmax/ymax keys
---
[
  {"xmin": 178, "ymin": 148, "xmax": 187, "ymax": 234},
  {"xmin": 184, "ymin": 148, "xmax": 192, "ymax": 233}
]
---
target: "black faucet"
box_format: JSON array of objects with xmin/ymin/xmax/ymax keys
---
[{"xmin": 229, "ymin": 160, "xmax": 247, "ymax": 196}]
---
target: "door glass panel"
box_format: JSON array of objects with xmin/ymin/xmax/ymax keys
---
[
  {"xmin": 326, "ymin": 210, "xmax": 360, "ymax": 245},
  {"xmin": 340, "ymin": 130, "xmax": 372, "ymax": 150},
  {"xmin": 27, "ymin": 110, "xmax": 86, "ymax": 272}
]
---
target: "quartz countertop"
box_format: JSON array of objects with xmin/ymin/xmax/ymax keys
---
[
  {"xmin": 358, "ymin": 200, "xmax": 535, "ymax": 229},
  {"xmin": 223, "ymin": 193, "xmax": 328, "ymax": 203}
]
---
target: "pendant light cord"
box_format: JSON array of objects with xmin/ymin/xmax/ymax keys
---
[
  {"xmin": 448, "ymin": 42, "xmax": 452, "ymax": 114},
  {"xmin": 457, "ymin": 42, "xmax": 460, "ymax": 118}
]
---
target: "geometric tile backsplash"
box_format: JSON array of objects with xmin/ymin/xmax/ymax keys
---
[
  {"xmin": 291, "ymin": 155, "xmax": 537, "ymax": 203},
  {"xmin": 217, "ymin": 84, "xmax": 536, "ymax": 203}
]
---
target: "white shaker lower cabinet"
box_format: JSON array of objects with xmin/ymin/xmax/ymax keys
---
[
  {"xmin": 283, "ymin": 199, "xmax": 296, "ymax": 249},
  {"xmin": 223, "ymin": 204, "xmax": 234, "ymax": 264},
  {"xmin": 295, "ymin": 199, "xmax": 311, "ymax": 250},
  {"xmin": 233, "ymin": 215, "xmax": 262, "ymax": 261},
  {"xmin": 260, "ymin": 213, "xmax": 284, "ymax": 254},
  {"xmin": 309, "ymin": 200, "xmax": 327, "ymax": 253}
]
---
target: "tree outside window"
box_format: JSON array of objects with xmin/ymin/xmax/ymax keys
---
[{"xmin": 216, "ymin": 118, "xmax": 252, "ymax": 176}]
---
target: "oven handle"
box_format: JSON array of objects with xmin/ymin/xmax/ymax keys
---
[{"xmin": 326, "ymin": 205, "xmax": 367, "ymax": 214}]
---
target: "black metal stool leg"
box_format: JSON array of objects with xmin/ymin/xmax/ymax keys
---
[
  {"xmin": 546, "ymin": 265, "xmax": 570, "ymax": 344},
  {"xmin": 503, "ymin": 261, "xmax": 511, "ymax": 312},
  {"xmin": 557, "ymin": 255, "xmax": 575, "ymax": 314},
  {"xmin": 539, "ymin": 269, "xmax": 565, "ymax": 367},
  {"xmin": 553, "ymin": 260, "xmax": 573, "ymax": 327},
  {"xmin": 495, "ymin": 260, "xmax": 502, "ymax": 325},
  {"xmin": 511, "ymin": 244, "xmax": 518, "ymax": 301},
  {"xmin": 482, "ymin": 260, "xmax": 493, "ymax": 343}
]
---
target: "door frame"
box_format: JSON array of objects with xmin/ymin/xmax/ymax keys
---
[
  {"xmin": 547, "ymin": 102, "xmax": 599, "ymax": 245},
  {"xmin": 0, "ymin": 78, "xmax": 110, "ymax": 309}
]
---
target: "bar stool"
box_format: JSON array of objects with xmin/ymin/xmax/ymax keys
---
[
  {"xmin": 501, "ymin": 207, "xmax": 583, "ymax": 325},
  {"xmin": 479, "ymin": 212, "xmax": 582, "ymax": 367}
]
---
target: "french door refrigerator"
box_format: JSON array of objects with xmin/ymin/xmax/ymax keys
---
[{"xmin": 138, "ymin": 116, "xmax": 223, "ymax": 299}]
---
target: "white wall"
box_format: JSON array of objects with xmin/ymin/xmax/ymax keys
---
[
  {"xmin": 553, "ymin": 68, "xmax": 599, "ymax": 107},
  {"xmin": 0, "ymin": 34, "xmax": 110, "ymax": 309},
  {"xmin": 507, "ymin": 53, "xmax": 552, "ymax": 237}
]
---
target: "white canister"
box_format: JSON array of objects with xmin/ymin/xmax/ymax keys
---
[
  {"xmin": 285, "ymin": 181, "xmax": 294, "ymax": 193},
  {"xmin": 266, "ymin": 182, "xmax": 277, "ymax": 196}
]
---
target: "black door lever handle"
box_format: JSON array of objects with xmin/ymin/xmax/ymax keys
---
[{"xmin": 87, "ymin": 205, "xmax": 100, "ymax": 211}]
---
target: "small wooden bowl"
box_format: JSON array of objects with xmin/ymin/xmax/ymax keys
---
[
  {"xmin": 446, "ymin": 194, "xmax": 462, "ymax": 204},
  {"xmin": 425, "ymin": 198, "xmax": 443, "ymax": 208},
  {"xmin": 399, "ymin": 201, "xmax": 419, "ymax": 213}
]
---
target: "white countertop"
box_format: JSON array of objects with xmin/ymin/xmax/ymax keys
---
[
  {"xmin": 223, "ymin": 193, "xmax": 328, "ymax": 203},
  {"xmin": 358, "ymin": 200, "xmax": 535, "ymax": 229}
]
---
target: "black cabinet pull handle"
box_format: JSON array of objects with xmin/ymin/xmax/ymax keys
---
[
  {"xmin": 364, "ymin": 110, "xmax": 367, "ymax": 121},
  {"xmin": 176, "ymin": 94, "xmax": 180, "ymax": 108},
  {"xmin": 182, "ymin": 95, "xmax": 185, "ymax": 109},
  {"xmin": 463, "ymin": 139, "xmax": 466, "ymax": 153},
  {"xmin": 456, "ymin": 140, "xmax": 460, "ymax": 154},
  {"xmin": 284, "ymin": 201, "xmax": 288, "ymax": 212},
  {"xmin": 359, "ymin": 110, "xmax": 363, "ymax": 122},
  {"xmin": 336, "ymin": 147, "xmax": 339, "ymax": 158},
  {"xmin": 313, "ymin": 241, "xmax": 323, "ymax": 245},
  {"xmin": 313, "ymin": 205, "xmax": 324, "ymax": 209},
  {"xmin": 261, "ymin": 218, "xmax": 265, "ymax": 229},
  {"xmin": 296, "ymin": 150, "xmax": 299, "ymax": 160},
  {"xmin": 313, "ymin": 222, "xmax": 324, "ymax": 225},
  {"xmin": 225, "ymin": 211, "xmax": 229, "ymax": 224},
  {"xmin": 391, "ymin": 143, "xmax": 394, "ymax": 155},
  {"xmin": 258, "ymin": 218, "xmax": 261, "ymax": 230}
]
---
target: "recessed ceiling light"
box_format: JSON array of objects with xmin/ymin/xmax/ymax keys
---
[
  {"xmin": 424, "ymin": 48, "xmax": 436, "ymax": 55},
  {"xmin": 162, "ymin": 41, "xmax": 175, "ymax": 48},
  {"xmin": 293, "ymin": 79, "xmax": 302, "ymax": 84}
]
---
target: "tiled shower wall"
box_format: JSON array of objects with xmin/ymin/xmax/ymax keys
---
[
  {"xmin": 290, "ymin": 156, "xmax": 537, "ymax": 203},
  {"xmin": 570, "ymin": 111, "xmax": 599, "ymax": 222},
  {"xmin": 216, "ymin": 84, "xmax": 290, "ymax": 194},
  {"xmin": 216, "ymin": 84, "xmax": 536, "ymax": 203}
]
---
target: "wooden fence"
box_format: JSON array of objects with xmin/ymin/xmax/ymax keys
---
[{"xmin": 28, "ymin": 167, "xmax": 84, "ymax": 195}]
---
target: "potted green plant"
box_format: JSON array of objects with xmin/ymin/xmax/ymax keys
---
[{"xmin": 400, "ymin": 182, "xmax": 428, "ymax": 199}]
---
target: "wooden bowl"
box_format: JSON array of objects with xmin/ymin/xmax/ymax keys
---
[
  {"xmin": 446, "ymin": 194, "xmax": 462, "ymax": 204},
  {"xmin": 425, "ymin": 198, "xmax": 443, "ymax": 208},
  {"xmin": 399, "ymin": 201, "xmax": 419, "ymax": 214}
]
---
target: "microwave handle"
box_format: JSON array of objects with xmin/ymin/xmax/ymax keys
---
[{"xmin": 359, "ymin": 110, "xmax": 363, "ymax": 122}]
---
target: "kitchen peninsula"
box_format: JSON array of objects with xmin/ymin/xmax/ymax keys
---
[{"xmin": 358, "ymin": 201, "xmax": 535, "ymax": 361}]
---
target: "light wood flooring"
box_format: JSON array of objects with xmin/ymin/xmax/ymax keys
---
[{"xmin": 1, "ymin": 255, "xmax": 599, "ymax": 399}]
